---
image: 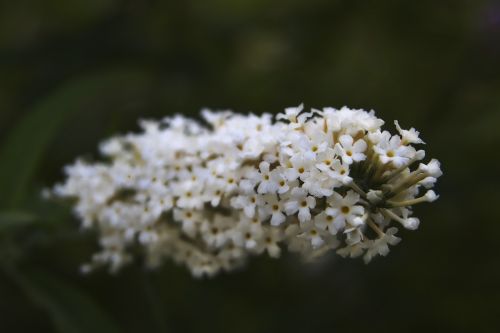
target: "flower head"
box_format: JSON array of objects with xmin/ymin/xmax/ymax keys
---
[{"xmin": 51, "ymin": 105, "xmax": 442, "ymax": 277}]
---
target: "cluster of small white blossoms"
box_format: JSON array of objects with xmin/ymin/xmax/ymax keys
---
[{"xmin": 51, "ymin": 105, "xmax": 442, "ymax": 277}]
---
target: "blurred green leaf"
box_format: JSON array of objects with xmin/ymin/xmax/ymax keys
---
[
  {"xmin": 0, "ymin": 69, "xmax": 152, "ymax": 210},
  {"xmin": 3, "ymin": 265, "xmax": 120, "ymax": 333},
  {"xmin": 0, "ymin": 211, "xmax": 37, "ymax": 232}
]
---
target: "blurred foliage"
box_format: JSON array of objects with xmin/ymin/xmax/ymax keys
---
[{"xmin": 1, "ymin": 0, "xmax": 499, "ymax": 332}]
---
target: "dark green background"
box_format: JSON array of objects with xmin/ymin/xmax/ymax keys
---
[{"xmin": 1, "ymin": 1, "xmax": 499, "ymax": 332}]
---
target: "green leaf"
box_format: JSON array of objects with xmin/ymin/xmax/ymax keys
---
[
  {"xmin": 3, "ymin": 266, "xmax": 121, "ymax": 333},
  {"xmin": 0, "ymin": 211, "xmax": 37, "ymax": 232},
  {"xmin": 0, "ymin": 69, "xmax": 152, "ymax": 209}
]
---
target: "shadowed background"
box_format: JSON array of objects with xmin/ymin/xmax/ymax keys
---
[{"xmin": 0, "ymin": 1, "xmax": 499, "ymax": 332}]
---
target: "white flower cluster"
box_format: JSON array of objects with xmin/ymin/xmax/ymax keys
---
[{"xmin": 52, "ymin": 105, "xmax": 442, "ymax": 277}]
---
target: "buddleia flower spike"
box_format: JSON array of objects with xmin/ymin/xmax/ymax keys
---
[{"xmin": 51, "ymin": 105, "xmax": 442, "ymax": 277}]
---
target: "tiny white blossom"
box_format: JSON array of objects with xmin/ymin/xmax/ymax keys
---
[
  {"xmin": 327, "ymin": 190, "xmax": 365, "ymax": 230},
  {"xmin": 337, "ymin": 135, "xmax": 367, "ymax": 164},
  {"xmin": 395, "ymin": 120, "xmax": 424, "ymax": 145},
  {"xmin": 298, "ymin": 226, "xmax": 326, "ymax": 249},
  {"xmin": 302, "ymin": 168, "xmax": 335, "ymax": 197},
  {"xmin": 424, "ymin": 190, "xmax": 439, "ymax": 202},
  {"xmin": 284, "ymin": 153, "xmax": 314, "ymax": 182},
  {"xmin": 230, "ymin": 193, "xmax": 264, "ymax": 218},
  {"xmin": 315, "ymin": 148, "xmax": 337, "ymax": 171},
  {"xmin": 363, "ymin": 227, "xmax": 401, "ymax": 263},
  {"xmin": 231, "ymin": 219, "xmax": 264, "ymax": 251},
  {"xmin": 402, "ymin": 217, "xmax": 420, "ymax": 230},
  {"xmin": 374, "ymin": 135, "xmax": 415, "ymax": 167},
  {"xmin": 314, "ymin": 208, "xmax": 339, "ymax": 235},
  {"xmin": 173, "ymin": 208, "xmax": 201, "ymax": 238},
  {"xmin": 284, "ymin": 187, "xmax": 316, "ymax": 223},
  {"xmin": 257, "ymin": 162, "xmax": 279, "ymax": 194},
  {"xmin": 276, "ymin": 103, "xmax": 304, "ymax": 123},
  {"xmin": 263, "ymin": 194, "xmax": 287, "ymax": 226},
  {"xmin": 261, "ymin": 228, "xmax": 284, "ymax": 258},
  {"xmin": 328, "ymin": 159, "xmax": 352, "ymax": 185},
  {"xmin": 200, "ymin": 216, "xmax": 230, "ymax": 248},
  {"xmin": 418, "ymin": 159, "xmax": 443, "ymax": 178}
]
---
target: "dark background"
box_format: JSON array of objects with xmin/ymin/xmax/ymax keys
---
[{"xmin": 1, "ymin": 1, "xmax": 499, "ymax": 332}]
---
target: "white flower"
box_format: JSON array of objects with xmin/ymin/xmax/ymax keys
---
[
  {"xmin": 402, "ymin": 217, "xmax": 420, "ymax": 230},
  {"xmin": 276, "ymin": 103, "xmax": 303, "ymax": 122},
  {"xmin": 301, "ymin": 168, "xmax": 335, "ymax": 197},
  {"xmin": 374, "ymin": 135, "xmax": 415, "ymax": 167},
  {"xmin": 327, "ymin": 190, "xmax": 365, "ymax": 230},
  {"xmin": 272, "ymin": 167, "xmax": 292, "ymax": 194},
  {"xmin": 284, "ymin": 187, "xmax": 316, "ymax": 223},
  {"xmin": 261, "ymin": 228, "xmax": 284, "ymax": 258},
  {"xmin": 238, "ymin": 177, "xmax": 258, "ymax": 194},
  {"xmin": 304, "ymin": 127, "xmax": 332, "ymax": 154},
  {"xmin": 203, "ymin": 178, "xmax": 226, "ymax": 206},
  {"xmin": 173, "ymin": 208, "xmax": 202, "ymax": 237},
  {"xmin": 418, "ymin": 159, "xmax": 443, "ymax": 178},
  {"xmin": 315, "ymin": 148, "xmax": 337, "ymax": 171},
  {"xmin": 345, "ymin": 228, "xmax": 364, "ymax": 246},
  {"xmin": 138, "ymin": 228, "xmax": 159, "ymax": 245},
  {"xmin": 336, "ymin": 242, "xmax": 368, "ymax": 258},
  {"xmin": 382, "ymin": 208, "xmax": 420, "ymax": 230},
  {"xmin": 314, "ymin": 208, "xmax": 340, "ymax": 235},
  {"xmin": 174, "ymin": 182, "xmax": 204, "ymax": 209},
  {"xmin": 220, "ymin": 171, "xmax": 240, "ymax": 193},
  {"xmin": 328, "ymin": 159, "xmax": 352, "ymax": 185},
  {"xmin": 263, "ymin": 194, "xmax": 287, "ymax": 226},
  {"xmin": 257, "ymin": 162, "xmax": 279, "ymax": 194},
  {"xmin": 337, "ymin": 135, "xmax": 367, "ymax": 165},
  {"xmin": 230, "ymin": 193, "xmax": 264, "ymax": 218},
  {"xmin": 420, "ymin": 176, "xmax": 437, "ymax": 189},
  {"xmin": 424, "ymin": 190, "xmax": 439, "ymax": 202},
  {"xmin": 395, "ymin": 120, "xmax": 424, "ymax": 145},
  {"xmin": 290, "ymin": 132, "xmax": 328, "ymax": 157},
  {"xmin": 201, "ymin": 108, "xmax": 233, "ymax": 128},
  {"xmin": 284, "ymin": 153, "xmax": 314, "ymax": 182},
  {"xmin": 200, "ymin": 216, "xmax": 231, "ymax": 248},
  {"xmin": 298, "ymin": 226, "xmax": 327, "ymax": 249},
  {"xmin": 230, "ymin": 219, "xmax": 264, "ymax": 251},
  {"xmin": 99, "ymin": 138, "xmax": 123, "ymax": 157},
  {"xmin": 276, "ymin": 103, "xmax": 311, "ymax": 127},
  {"xmin": 363, "ymin": 227, "xmax": 401, "ymax": 263}
]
